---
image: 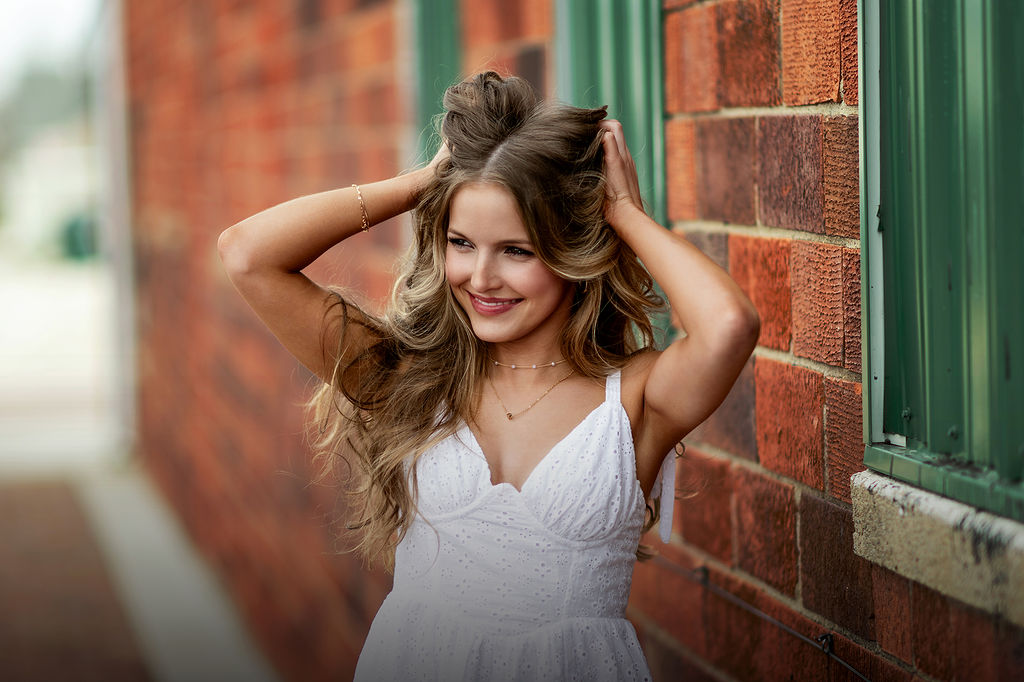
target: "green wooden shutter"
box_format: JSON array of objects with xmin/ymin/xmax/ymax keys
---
[
  {"xmin": 862, "ymin": 0, "xmax": 1024, "ymax": 519},
  {"xmin": 555, "ymin": 0, "xmax": 668, "ymax": 345},
  {"xmin": 554, "ymin": 0, "xmax": 666, "ymax": 227},
  {"xmin": 414, "ymin": 0, "xmax": 461, "ymax": 161}
]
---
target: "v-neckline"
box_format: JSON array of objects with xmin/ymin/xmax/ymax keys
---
[{"xmin": 461, "ymin": 394, "xmax": 611, "ymax": 494}]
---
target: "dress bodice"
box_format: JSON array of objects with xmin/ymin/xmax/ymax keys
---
[{"xmin": 392, "ymin": 371, "xmax": 646, "ymax": 635}]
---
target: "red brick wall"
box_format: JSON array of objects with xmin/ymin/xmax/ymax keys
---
[
  {"xmin": 631, "ymin": 1, "xmax": 1023, "ymax": 680},
  {"xmin": 125, "ymin": 1, "xmax": 410, "ymax": 680}
]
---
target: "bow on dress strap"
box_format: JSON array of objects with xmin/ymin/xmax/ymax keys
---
[{"xmin": 650, "ymin": 449, "xmax": 677, "ymax": 544}]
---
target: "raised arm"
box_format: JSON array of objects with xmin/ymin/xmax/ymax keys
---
[
  {"xmin": 599, "ymin": 120, "xmax": 760, "ymax": 482},
  {"xmin": 217, "ymin": 164, "xmax": 436, "ymax": 382}
]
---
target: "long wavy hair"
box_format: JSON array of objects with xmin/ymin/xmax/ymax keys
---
[{"xmin": 307, "ymin": 72, "xmax": 664, "ymax": 569}]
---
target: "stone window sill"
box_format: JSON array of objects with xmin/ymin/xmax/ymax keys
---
[{"xmin": 851, "ymin": 470, "xmax": 1024, "ymax": 628}]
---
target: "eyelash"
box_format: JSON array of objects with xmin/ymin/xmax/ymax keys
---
[{"xmin": 447, "ymin": 238, "xmax": 533, "ymax": 257}]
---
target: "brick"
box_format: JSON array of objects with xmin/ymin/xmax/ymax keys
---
[
  {"xmin": 715, "ymin": 0, "xmax": 782, "ymax": 107},
  {"xmin": 758, "ymin": 115, "xmax": 824, "ymax": 231},
  {"xmin": 792, "ymin": 240, "xmax": 844, "ymax": 365},
  {"xmin": 343, "ymin": 9, "xmax": 394, "ymax": 72},
  {"xmin": 823, "ymin": 115, "xmax": 860, "ymax": 238},
  {"xmin": 677, "ymin": 451, "xmax": 734, "ymax": 562},
  {"xmin": 681, "ymin": 230, "xmax": 728, "ymax": 271},
  {"xmin": 911, "ymin": 583, "xmax": 953, "ymax": 679},
  {"xmin": 641, "ymin": 631, "xmax": 717, "ymax": 682},
  {"xmin": 521, "ymin": 0, "xmax": 553, "ymax": 42},
  {"xmin": 666, "ymin": 118, "xmax": 698, "ymax": 221},
  {"xmin": 699, "ymin": 570, "xmax": 767, "ymax": 680},
  {"xmin": 697, "ymin": 117, "xmax": 757, "ymax": 224},
  {"xmin": 799, "ymin": 494, "xmax": 875, "ymax": 639},
  {"xmin": 781, "ymin": 0, "xmax": 841, "ymax": 105},
  {"xmin": 831, "ymin": 634, "xmax": 915, "ymax": 682},
  {"xmin": 755, "ymin": 357, "xmax": 825, "ymax": 488},
  {"xmin": 629, "ymin": 552, "xmax": 707, "ymax": 657},
  {"xmin": 687, "ymin": 356, "xmax": 757, "ymax": 460},
  {"xmin": 461, "ymin": 0, "xmax": 517, "ymax": 48},
  {"xmin": 824, "ymin": 376, "xmax": 863, "ymax": 503},
  {"xmin": 842, "ymin": 247, "xmax": 861, "ymax": 372},
  {"xmin": 871, "ymin": 565, "xmax": 913, "ymax": 662},
  {"xmin": 995, "ymin": 618, "xmax": 1024, "ymax": 680},
  {"xmin": 950, "ymin": 600, "xmax": 998, "ymax": 681},
  {"xmin": 839, "ymin": 0, "xmax": 858, "ymax": 105},
  {"xmin": 704, "ymin": 568, "xmax": 828, "ymax": 679},
  {"xmin": 734, "ymin": 469, "xmax": 797, "ymax": 594},
  {"xmin": 728, "ymin": 235, "xmax": 792, "ymax": 351},
  {"xmin": 460, "ymin": 0, "xmax": 548, "ymax": 47},
  {"xmin": 665, "ymin": 5, "xmax": 719, "ymax": 113}
]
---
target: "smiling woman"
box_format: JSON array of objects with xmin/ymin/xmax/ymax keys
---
[{"xmin": 218, "ymin": 71, "xmax": 759, "ymax": 681}]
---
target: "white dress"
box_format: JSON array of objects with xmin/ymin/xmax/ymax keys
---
[{"xmin": 354, "ymin": 371, "xmax": 676, "ymax": 681}]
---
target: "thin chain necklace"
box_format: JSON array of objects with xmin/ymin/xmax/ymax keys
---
[
  {"xmin": 487, "ymin": 369, "xmax": 574, "ymax": 420},
  {"xmin": 490, "ymin": 357, "xmax": 568, "ymax": 370}
]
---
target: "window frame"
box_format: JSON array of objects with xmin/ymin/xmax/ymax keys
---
[
  {"xmin": 413, "ymin": 0, "xmax": 461, "ymax": 162},
  {"xmin": 860, "ymin": 0, "xmax": 1024, "ymax": 521}
]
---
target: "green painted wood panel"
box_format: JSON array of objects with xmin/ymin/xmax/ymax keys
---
[
  {"xmin": 979, "ymin": 0, "xmax": 1024, "ymax": 480},
  {"xmin": 555, "ymin": 0, "xmax": 665, "ymax": 226},
  {"xmin": 414, "ymin": 0, "xmax": 461, "ymax": 160}
]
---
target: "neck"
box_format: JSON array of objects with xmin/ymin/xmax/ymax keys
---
[{"xmin": 488, "ymin": 343, "xmax": 564, "ymax": 369}]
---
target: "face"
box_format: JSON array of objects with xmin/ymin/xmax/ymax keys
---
[{"xmin": 445, "ymin": 182, "xmax": 572, "ymax": 350}]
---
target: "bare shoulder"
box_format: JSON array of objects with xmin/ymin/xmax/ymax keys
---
[{"xmin": 619, "ymin": 349, "xmax": 661, "ymax": 431}]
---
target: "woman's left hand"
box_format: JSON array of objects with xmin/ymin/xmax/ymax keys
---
[{"xmin": 599, "ymin": 119, "xmax": 645, "ymax": 227}]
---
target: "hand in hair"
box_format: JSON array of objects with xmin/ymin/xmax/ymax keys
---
[
  {"xmin": 427, "ymin": 139, "xmax": 450, "ymax": 172},
  {"xmin": 598, "ymin": 119, "xmax": 645, "ymax": 229}
]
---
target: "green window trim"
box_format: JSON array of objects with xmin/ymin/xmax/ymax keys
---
[
  {"xmin": 555, "ymin": 0, "xmax": 669, "ymax": 345},
  {"xmin": 554, "ymin": 0, "xmax": 666, "ymax": 227},
  {"xmin": 860, "ymin": 0, "xmax": 1024, "ymax": 521},
  {"xmin": 413, "ymin": 0, "xmax": 461, "ymax": 161}
]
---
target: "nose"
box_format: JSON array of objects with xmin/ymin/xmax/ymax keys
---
[{"xmin": 470, "ymin": 252, "xmax": 499, "ymax": 292}]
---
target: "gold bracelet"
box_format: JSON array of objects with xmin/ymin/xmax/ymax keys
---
[{"xmin": 351, "ymin": 184, "xmax": 369, "ymax": 232}]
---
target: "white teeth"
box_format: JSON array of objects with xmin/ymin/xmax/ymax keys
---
[{"xmin": 473, "ymin": 296, "xmax": 515, "ymax": 308}]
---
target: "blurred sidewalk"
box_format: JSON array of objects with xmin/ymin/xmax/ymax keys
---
[{"xmin": 0, "ymin": 257, "xmax": 280, "ymax": 682}]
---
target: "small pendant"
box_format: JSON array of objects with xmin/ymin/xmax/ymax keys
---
[{"xmin": 506, "ymin": 412, "xmax": 514, "ymax": 420}]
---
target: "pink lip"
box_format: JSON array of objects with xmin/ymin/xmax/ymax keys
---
[{"xmin": 468, "ymin": 293, "xmax": 521, "ymax": 316}]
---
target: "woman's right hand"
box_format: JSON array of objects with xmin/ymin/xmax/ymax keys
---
[{"xmin": 427, "ymin": 139, "xmax": 450, "ymax": 172}]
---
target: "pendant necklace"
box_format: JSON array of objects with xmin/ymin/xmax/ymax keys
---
[{"xmin": 487, "ymin": 369, "xmax": 574, "ymax": 420}]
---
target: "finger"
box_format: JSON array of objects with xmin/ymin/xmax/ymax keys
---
[{"xmin": 599, "ymin": 120, "xmax": 627, "ymax": 158}]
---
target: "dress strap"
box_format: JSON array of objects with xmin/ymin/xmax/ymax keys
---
[
  {"xmin": 604, "ymin": 369, "xmax": 622, "ymax": 403},
  {"xmin": 651, "ymin": 450, "xmax": 676, "ymax": 544}
]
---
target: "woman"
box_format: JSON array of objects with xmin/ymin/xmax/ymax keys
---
[{"xmin": 218, "ymin": 72, "xmax": 759, "ymax": 681}]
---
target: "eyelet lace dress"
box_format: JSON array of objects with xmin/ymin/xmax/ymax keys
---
[{"xmin": 354, "ymin": 370, "xmax": 676, "ymax": 681}]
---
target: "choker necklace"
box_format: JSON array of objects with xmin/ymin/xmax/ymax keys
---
[
  {"xmin": 487, "ymin": 370, "xmax": 574, "ymax": 420},
  {"xmin": 490, "ymin": 357, "xmax": 568, "ymax": 370}
]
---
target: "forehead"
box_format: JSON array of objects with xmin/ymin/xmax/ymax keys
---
[{"xmin": 449, "ymin": 182, "xmax": 529, "ymax": 239}]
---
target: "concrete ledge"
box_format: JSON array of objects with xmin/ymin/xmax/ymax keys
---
[{"xmin": 852, "ymin": 470, "xmax": 1024, "ymax": 627}]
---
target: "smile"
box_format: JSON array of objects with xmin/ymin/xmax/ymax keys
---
[{"xmin": 468, "ymin": 293, "xmax": 522, "ymax": 316}]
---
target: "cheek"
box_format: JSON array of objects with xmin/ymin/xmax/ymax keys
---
[
  {"xmin": 444, "ymin": 249, "xmax": 464, "ymax": 286},
  {"xmin": 517, "ymin": 264, "xmax": 567, "ymax": 299}
]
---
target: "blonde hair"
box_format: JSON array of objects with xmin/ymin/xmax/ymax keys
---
[{"xmin": 307, "ymin": 72, "xmax": 663, "ymax": 569}]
